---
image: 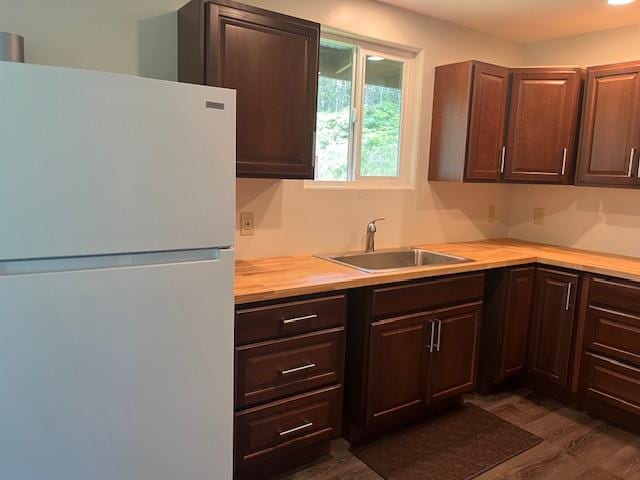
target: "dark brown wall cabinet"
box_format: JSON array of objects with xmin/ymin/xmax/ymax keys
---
[
  {"xmin": 505, "ymin": 69, "xmax": 582, "ymax": 184},
  {"xmin": 577, "ymin": 62, "xmax": 640, "ymax": 187},
  {"xmin": 178, "ymin": 0, "xmax": 320, "ymax": 179},
  {"xmin": 234, "ymin": 293, "xmax": 346, "ymax": 479},
  {"xmin": 429, "ymin": 61, "xmax": 510, "ymax": 182},
  {"xmin": 479, "ymin": 266, "xmax": 535, "ymax": 392},
  {"xmin": 527, "ymin": 268, "xmax": 580, "ymax": 387},
  {"xmin": 429, "ymin": 62, "xmax": 584, "ymax": 184},
  {"xmin": 344, "ymin": 273, "xmax": 484, "ymax": 444}
]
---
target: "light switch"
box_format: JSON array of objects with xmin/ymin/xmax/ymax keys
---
[
  {"xmin": 240, "ymin": 212, "xmax": 255, "ymax": 236},
  {"xmin": 533, "ymin": 208, "xmax": 545, "ymax": 225},
  {"xmin": 488, "ymin": 205, "xmax": 496, "ymax": 223}
]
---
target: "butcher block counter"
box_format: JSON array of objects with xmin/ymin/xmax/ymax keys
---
[{"xmin": 234, "ymin": 239, "xmax": 640, "ymax": 304}]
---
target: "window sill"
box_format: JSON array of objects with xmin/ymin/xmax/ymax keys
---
[{"xmin": 303, "ymin": 180, "xmax": 415, "ymax": 191}]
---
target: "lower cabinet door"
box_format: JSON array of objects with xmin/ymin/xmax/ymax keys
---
[
  {"xmin": 527, "ymin": 268, "xmax": 579, "ymax": 386},
  {"xmin": 365, "ymin": 313, "xmax": 430, "ymax": 426},
  {"xmin": 429, "ymin": 302, "xmax": 482, "ymax": 403}
]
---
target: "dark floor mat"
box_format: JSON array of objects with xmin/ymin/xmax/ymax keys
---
[{"xmin": 351, "ymin": 403, "xmax": 543, "ymax": 480}]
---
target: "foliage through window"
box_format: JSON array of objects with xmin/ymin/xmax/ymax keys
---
[{"xmin": 315, "ymin": 37, "xmax": 408, "ymax": 182}]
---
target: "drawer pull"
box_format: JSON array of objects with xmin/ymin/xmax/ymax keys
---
[
  {"xmin": 279, "ymin": 421, "xmax": 314, "ymax": 436},
  {"xmin": 282, "ymin": 314, "xmax": 318, "ymax": 325},
  {"xmin": 588, "ymin": 352, "xmax": 640, "ymax": 374},
  {"xmin": 280, "ymin": 363, "xmax": 316, "ymax": 375}
]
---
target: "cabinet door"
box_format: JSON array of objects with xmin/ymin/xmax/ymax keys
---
[
  {"xmin": 577, "ymin": 64, "xmax": 640, "ymax": 186},
  {"xmin": 429, "ymin": 303, "xmax": 482, "ymax": 403},
  {"xmin": 466, "ymin": 64, "xmax": 510, "ymax": 180},
  {"xmin": 206, "ymin": 1, "xmax": 319, "ymax": 179},
  {"xmin": 505, "ymin": 70, "xmax": 582, "ymax": 183},
  {"xmin": 366, "ymin": 313, "xmax": 430, "ymax": 426},
  {"xmin": 500, "ymin": 267, "xmax": 535, "ymax": 378},
  {"xmin": 527, "ymin": 268, "xmax": 579, "ymax": 386}
]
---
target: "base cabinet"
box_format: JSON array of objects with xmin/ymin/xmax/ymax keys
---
[
  {"xmin": 527, "ymin": 268, "xmax": 579, "ymax": 387},
  {"xmin": 234, "ymin": 293, "xmax": 347, "ymax": 479},
  {"xmin": 345, "ymin": 273, "xmax": 484, "ymax": 444},
  {"xmin": 479, "ymin": 266, "xmax": 535, "ymax": 391}
]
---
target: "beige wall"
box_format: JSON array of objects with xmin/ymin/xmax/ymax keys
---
[
  {"xmin": 0, "ymin": 0, "xmax": 525, "ymax": 260},
  {"xmin": 507, "ymin": 25, "xmax": 640, "ymax": 258},
  {"xmin": 237, "ymin": 0, "xmax": 523, "ymax": 258}
]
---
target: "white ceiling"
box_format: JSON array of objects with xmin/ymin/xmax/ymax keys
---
[{"xmin": 376, "ymin": 0, "xmax": 640, "ymax": 43}]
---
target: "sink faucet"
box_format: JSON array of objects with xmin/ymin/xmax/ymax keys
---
[{"xmin": 365, "ymin": 218, "xmax": 385, "ymax": 253}]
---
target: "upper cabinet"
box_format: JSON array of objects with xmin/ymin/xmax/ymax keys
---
[
  {"xmin": 178, "ymin": 0, "xmax": 320, "ymax": 179},
  {"xmin": 576, "ymin": 62, "xmax": 640, "ymax": 187},
  {"xmin": 429, "ymin": 61, "xmax": 510, "ymax": 182},
  {"xmin": 505, "ymin": 68, "xmax": 583, "ymax": 184},
  {"xmin": 429, "ymin": 62, "xmax": 584, "ymax": 185}
]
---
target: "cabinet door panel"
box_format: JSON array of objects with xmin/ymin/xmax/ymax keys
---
[
  {"xmin": 466, "ymin": 64, "xmax": 510, "ymax": 180},
  {"xmin": 505, "ymin": 70, "xmax": 581, "ymax": 183},
  {"xmin": 207, "ymin": 2, "xmax": 319, "ymax": 179},
  {"xmin": 366, "ymin": 313, "xmax": 429, "ymax": 426},
  {"xmin": 577, "ymin": 65, "xmax": 640, "ymax": 186},
  {"xmin": 527, "ymin": 268, "xmax": 579, "ymax": 386},
  {"xmin": 501, "ymin": 267, "xmax": 535, "ymax": 378},
  {"xmin": 429, "ymin": 303, "xmax": 482, "ymax": 403}
]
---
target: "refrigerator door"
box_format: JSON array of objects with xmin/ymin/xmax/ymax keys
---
[
  {"xmin": 0, "ymin": 249, "xmax": 234, "ymax": 480},
  {"xmin": 0, "ymin": 62, "xmax": 235, "ymax": 261}
]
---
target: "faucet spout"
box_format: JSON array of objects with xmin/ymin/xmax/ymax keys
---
[{"xmin": 365, "ymin": 218, "xmax": 385, "ymax": 253}]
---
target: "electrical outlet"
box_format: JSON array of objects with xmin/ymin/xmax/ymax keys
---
[
  {"xmin": 488, "ymin": 205, "xmax": 496, "ymax": 223},
  {"xmin": 533, "ymin": 208, "xmax": 545, "ymax": 225},
  {"xmin": 240, "ymin": 212, "xmax": 255, "ymax": 236}
]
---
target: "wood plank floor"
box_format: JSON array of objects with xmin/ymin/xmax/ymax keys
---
[{"xmin": 276, "ymin": 389, "xmax": 640, "ymax": 480}]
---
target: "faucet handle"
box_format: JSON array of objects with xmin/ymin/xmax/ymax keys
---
[
  {"xmin": 367, "ymin": 217, "xmax": 385, "ymax": 232},
  {"xmin": 369, "ymin": 217, "xmax": 386, "ymax": 225}
]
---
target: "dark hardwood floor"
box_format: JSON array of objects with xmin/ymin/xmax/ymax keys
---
[{"xmin": 276, "ymin": 389, "xmax": 640, "ymax": 480}]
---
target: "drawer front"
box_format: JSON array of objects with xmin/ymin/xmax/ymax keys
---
[
  {"xmin": 584, "ymin": 306, "xmax": 640, "ymax": 367},
  {"xmin": 235, "ymin": 328, "xmax": 345, "ymax": 409},
  {"xmin": 372, "ymin": 273, "xmax": 485, "ymax": 318},
  {"xmin": 235, "ymin": 385, "xmax": 342, "ymax": 470},
  {"xmin": 589, "ymin": 277, "xmax": 640, "ymax": 316},
  {"xmin": 236, "ymin": 294, "xmax": 346, "ymax": 345},
  {"xmin": 581, "ymin": 352, "xmax": 640, "ymax": 416}
]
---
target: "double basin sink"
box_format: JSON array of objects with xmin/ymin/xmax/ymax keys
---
[{"xmin": 319, "ymin": 247, "xmax": 472, "ymax": 273}]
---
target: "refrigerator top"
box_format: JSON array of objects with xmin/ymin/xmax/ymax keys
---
[{"xmin": 0, "ymin": 62, "xmax": 236, "ymax": 261}]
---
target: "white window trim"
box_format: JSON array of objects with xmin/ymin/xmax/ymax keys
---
[{"xmin": 305, "ymin": 30, "xmax": 420, "ymax": 190}]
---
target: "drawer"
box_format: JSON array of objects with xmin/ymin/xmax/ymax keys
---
[
  {"xmin": 236, "ymin": 294, "xmax": 346, "ymax": 345},
  {"xmin": 234, "ymin": 385, "xmax": 342, "ymax": 471},
  {"xmin": 235, "ymin": 327, "xmax": 345, "ymax": 409},
  {"xmin": 584, "ymin": 306, "xmax": 640, "ymax": 367},
  {"xmin": 589, "ymin": 277, "xmax": 640, "ymax": 316},
  {"xmin": 581, "ymin": 352, "xmax": 640, "ymax": 416},
  {"xmin": 372, "ymin": 273, "xmax": 485, "ymax": 318}
]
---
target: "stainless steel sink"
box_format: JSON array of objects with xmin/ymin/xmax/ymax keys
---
[{"xmin": 318, "ymin": 248, "xmax": 472, "ymax": 273}]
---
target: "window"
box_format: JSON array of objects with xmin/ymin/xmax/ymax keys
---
[{"xmin": 314, "ymin": 35, "xmax": 414, "ymax": 184}]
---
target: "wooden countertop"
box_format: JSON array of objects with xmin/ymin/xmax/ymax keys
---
[{"xmin": 235, "ymin": 239, "xmax": 640, "ymax": 304}]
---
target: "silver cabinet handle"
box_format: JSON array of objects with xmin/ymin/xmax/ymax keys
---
[
  {"xmin": 279, "ymin": 421, "xmax": 313, "ymax": 436},
  {"xmin": 565, "ymin": 283, "xmax": 572, "ymax": 311},
  {"xmin": 500, "ymin": 146, "xmax": 506, "ymax": 174},
  {"xmin": 561, "ymin": 148, "xmax": 568, "ymax": 176},
  {"xmin": 433, "ymin": 319, "xmax": 442, "ymax": 352},
  {"xmin": 280, "ymin": 363, "xmax": 316, "ymax": 375},
  {"xmin": 427, "ymin": 320, "xmax": 435, "ymax": 352},
  {"xmin": 282, "ymin": 314, "xmax": 318, "ymax": 325},
  {"xmin": 629, "ymin": 148, "xmax": 636, "ymax": 177}
]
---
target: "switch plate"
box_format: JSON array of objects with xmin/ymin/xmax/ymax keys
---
[
  {"xmin": 533, "ymin": 208, "xmax": 545, "ymax": 225},
  {"xmin": 240, "ymin": 212, "xmax": 255, "ymax": 236},
  {"xmin": 488, "ymin": 205, "xmax": 496, "ymax": 223}
]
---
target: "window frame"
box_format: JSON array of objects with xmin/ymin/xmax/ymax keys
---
[{"xmin": 307, "ymin": 31, "xmax": 418, "ymax": 189}]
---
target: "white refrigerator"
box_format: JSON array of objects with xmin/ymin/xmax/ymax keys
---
[{"xmin": 0, "ymin": 61, "xmax": 236, "ymax": 479}]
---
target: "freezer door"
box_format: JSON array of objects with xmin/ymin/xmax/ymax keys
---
[
  {"xmin": 0, "ymin": 249, "xmax": 234, "ymax": 480},
  {"xmin": 0, "ymin": 62, "xmax": 235, "ymax": 260}
]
